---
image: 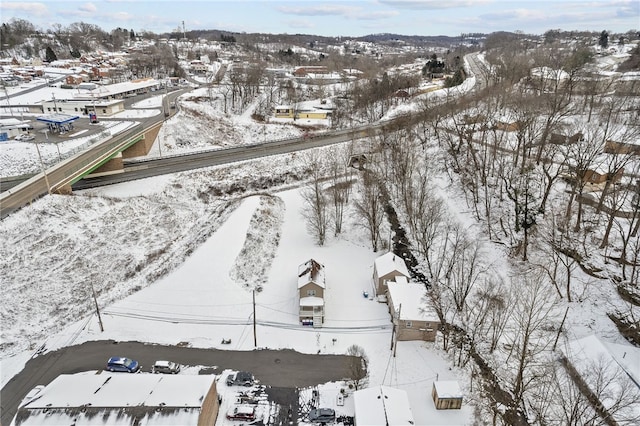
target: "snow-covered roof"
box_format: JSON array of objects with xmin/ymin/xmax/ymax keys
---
[
  {"xmin": 530, "ymin": 66, "xmax": 570, "ymax": 81},
  {"xmin": 387, "ymin": 282, "xmax": 438, "ymax": 321},
  {"xmin": 20, "ymin": 373, "xmax": 216, "ymax": 409},
  {"xmin": 561, "ymin": 335, "xmax": 640, "ymax": 422},
  {"xmin": 14, "ymin": 373, "xmax": 218, "ymax": 425},
  {"xmin": 81, "ymin": 77, "xmax": 160, "ymax": 100},
  {"xmin": 353, "ymin": 385, "xmax": 415, "ymax": 426},
  {"xmin": 433, "ymin": 380, "xmax": 462, "ymax": 398},
  {"xmin": 298, "ymin": 259, "xmax": 325, "ymax": 289},
  {"xmin": 299, "ymin": 296, "xmax": 324, "ymax": 307},
  {"xmin": 374, "ymin": 252, "xmax": 409, "ymax": 278}
]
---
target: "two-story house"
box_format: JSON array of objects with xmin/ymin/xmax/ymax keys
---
[
  {"xmin": 298, "ymin": 259, "xmax": 325, "ymax": 327},
  {"xmin": 372, "ymin": 252, "xmax": 410, "ymax": 296}
]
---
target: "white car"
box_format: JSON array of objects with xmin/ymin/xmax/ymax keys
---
[{"xmin": 14, "ymin": 134, "xmax": 35, "ymax": 141}]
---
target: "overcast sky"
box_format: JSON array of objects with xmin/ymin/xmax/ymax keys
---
[{"xmin": 2, "ymin": 0, "xmax": 638, "ymax": 38}]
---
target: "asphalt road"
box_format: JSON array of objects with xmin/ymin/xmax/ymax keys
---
[{"xmin": 0, "ymin": 340, "xmax": 357, "ymax": 426}]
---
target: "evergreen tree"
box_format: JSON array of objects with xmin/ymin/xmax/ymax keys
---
[
  {"xmin": 129, "ymin": 29, "xmax": 135, "ymax": 40},
  {"xmin": 599, "ymin": 30, "xmax": 609, "ymax": 49},
  {"xmin": 45, "ymin": 46, "xmax": 57, "ymax": 62}
]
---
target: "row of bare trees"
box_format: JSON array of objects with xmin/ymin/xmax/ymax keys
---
[{"xmin": 295, "ymin": 35, "xmax": 639, "ymax": 424}]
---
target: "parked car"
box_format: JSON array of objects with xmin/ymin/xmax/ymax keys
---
[
  {"xmin": 152, "ymin": 360, "xmax": 180, "ymax": 374},
  {"xmin": 14, "ymin": 134, "xmax": 35, "ymax": 141},
  {"xmin": 106, "ymin": 356, "xmax": 141, "ymax": 373},
  {"xmin": 226, "ymin": 371, "xmax": 255, "ymax": 387},
  {"xmin": 226, "ymin": 404, "xmax": 256, "ymax": 421},
  {"xmin": 308, "ymin": 408, "xmax": 336, "ymax": 424}
]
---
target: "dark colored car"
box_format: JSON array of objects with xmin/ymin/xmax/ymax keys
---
[
  {"xmin": 226, "ymin": 404, "xmax": 256, "ymax": 421},
  {"xmin": 226, "ymin": 371, "xmax": 255, "ymax": 386},
  {"xmin": 309, "ymin": 408, "xmax": 336, "ymax": 424},
  {"xmin": 152, "ymin": 360, "xmax": 180, "ymax": 374},
  {"xmin": 106, "ymin": 356, "xmax": 141, "ymax": 373}
]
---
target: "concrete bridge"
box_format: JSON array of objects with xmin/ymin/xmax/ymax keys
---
[{"xmin": 0, "ymin": 121, "xmax": 163, "ymax": 218}]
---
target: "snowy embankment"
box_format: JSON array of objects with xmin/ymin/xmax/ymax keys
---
[{"xmin": 230, "ymin": 195, "xmax": 285, "ymax": 291}]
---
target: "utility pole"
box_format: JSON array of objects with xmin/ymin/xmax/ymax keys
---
[
  {"xmin": 52, "ymin": 92, "xmax": 58, "ymax": 112},
  {"xmin": 393, "ymin": 304, "xmax": 401, "ymax": 357},
  {"xmin": 252, "ymin": 290, "xmax": 257, "ymax": 348},
  {"xmin": 90, "ymin": 282, "xmax": 104, "ymax": 332},
  {"xmin": 34, "ymin": 142, "xmax": 51, "ymax": 194}
]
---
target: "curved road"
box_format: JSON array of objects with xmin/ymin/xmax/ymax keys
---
[{"xmin": 1, "ymin": 340, "xmax": 357, "ymax": 426}]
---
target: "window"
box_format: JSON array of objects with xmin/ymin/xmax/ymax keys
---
[
  {"xmin": 74, "ymin": 108, "xmax": 78, "ymax": 111},
  {"xmin": 405, "ymin": 321, "xmax": 412, "ymax": 328},
  {"xmin": 102, "ymin": 109, "xmax": 107, "ymax": 113},
  {"xmin": 47, "ymin": 108, "xmax": 51, "ymax": 112},
  {"xmin": 307, "ymin": 289, "xmax": 316, "ymax": 297}
]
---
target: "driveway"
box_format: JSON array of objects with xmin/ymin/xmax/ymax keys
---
[{"xmin": 1, "ymin": 340, "xmax": 357, "ymax": 426}]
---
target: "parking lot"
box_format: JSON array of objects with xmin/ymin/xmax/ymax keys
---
[{"xmin": 0, "ymin": 339, "xmax": 358, "ymax": 426}]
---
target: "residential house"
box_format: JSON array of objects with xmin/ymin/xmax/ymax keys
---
[
  {"xmin": 11, "ymin": 373, "xmax": 220, "ymax": 426},
  {"xmin": 298, "ymin": 259, "xmax": 325, "ymax": 327},
  {"xmin": 604, "ymin": 139, "xmax": 640, "ymax": 155},
  {"xmin": 372, "ymin": 252, "xmax": 410, "ymax": 296},
  {"xmin": 387, "ymin": 281, "xmax": 439, "ymax": 342},
  {"xmin": 353, "ymin": 386, "xmax": 415, "ymax": 425},
  {"xmin": 190, "ymin": 60, "xmax": 208, "ymax": 74},
  {"xmin": 274, "ymin": 105, "xmax": 294, "ymax": 118},
  {"xmin": 549, "ymin": 132, "xmax": 584, "ymax": 145},
  {"xmin": 432, "ymin": 381, "xmax": 463, "ymax": 410},
  {"xmin": 560, "ymin": 335, "xmax": 640, "ymax": 424},
  {"xmin": 293, "ymin": 65, "xmax": 329, "ymax": 77},
  {"xmin": 65, "ymin": 74, "xmax": 84, "ymax": 86}
]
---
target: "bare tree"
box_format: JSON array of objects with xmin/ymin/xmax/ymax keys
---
[
  {"xmin": 505, "ymin": 270, "xmax": 559, "ymax": 411},
  {"xmin": 301, "ymin": 153, "xmax": 329, "ymax": 246},
  {"xmin": 533, "ymin": 215, "xmax": 579, "ymax": 301},
  {"xmin": 475, "ymin": 277, "xmax": 512, "ymax": 354},
  {"xmin": 562, "ymin": 124, "xmax": 605, "ymax": 232},
  {"xmin": 353, "ymin": 171, "xmax": 384, "ymax": 252},
  {"xmin": 346, "ymin": 344, "xmax": 369, "ymax": 390},
  {"xmin": 557, "ymin": 344, "xmax": 640, "ymax": 425},
  {"xmin": 327, "ymin": 146, "xmax": 353, "ymax": 236}
]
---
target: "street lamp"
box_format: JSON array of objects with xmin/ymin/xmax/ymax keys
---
[{"xmin": 52, "ymin": 92, "xmax": 58, "ymax": 112}]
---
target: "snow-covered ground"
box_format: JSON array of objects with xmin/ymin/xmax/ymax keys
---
[
  {"xmin": 1, "ymin": 79, "xmax": 477, "ymax": 424},
  {"xmin": 3, "ymin": 46, "xmax": 639, "ymax": 425},
  {"xmin": 1, "ymin": 174, "xmax": 474, "ymax": 425}
]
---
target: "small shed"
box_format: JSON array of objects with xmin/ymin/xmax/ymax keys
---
[{"xmin": 432, "ymin": 381, "xmax": 463, "ymax": 410}]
